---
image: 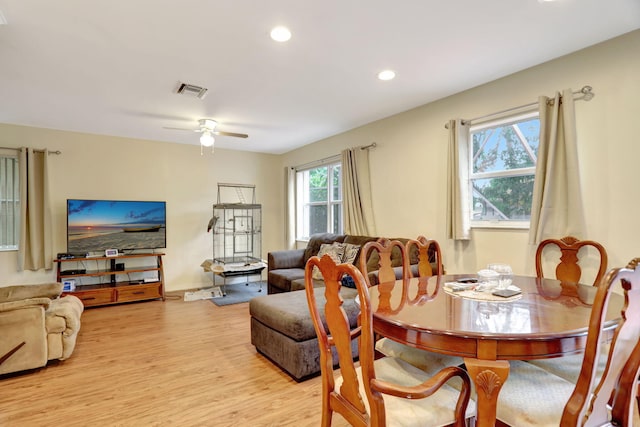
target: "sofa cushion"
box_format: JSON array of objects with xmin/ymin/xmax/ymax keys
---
[
  {"xmin": 303, "ymin": 233, "xmax": 345, "ymax": 263},
  {"xmin": 343, "ymin": 235, "xmax": 379, "ymax": 270},
  {"xmin": 268, "ymin": 268, "xmax": 306, "ymax": 293},
  {"xmin": 249, "ymin": 287, "xmax": 359, "ymax": 342},
  {"xmin": 290, "ymin": 277, "xmax": 325, "ymax": 291}
]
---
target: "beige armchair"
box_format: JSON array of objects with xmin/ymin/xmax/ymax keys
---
[{"xmin": 0, "ymin": 282, "xmax": 83, "ymax": 376}]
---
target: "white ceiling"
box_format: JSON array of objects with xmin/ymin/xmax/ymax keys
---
[{"xmin": 0, "ymin": 1, "xmax": 638, "ymax": 155}]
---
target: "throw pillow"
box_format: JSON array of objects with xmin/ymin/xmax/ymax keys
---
[
  {"xmin": 312, "ymin": 243, "xmax": 345, "ymax": 280},
  {"xmin": 341, "ymin": 243, "xmax": 360, "ymax": 265},
  {"xmin": 341, "ymin": 275, "xmax": 357, "ymax": 289}
]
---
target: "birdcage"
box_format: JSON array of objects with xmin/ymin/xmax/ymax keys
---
[{"xmin": 205, "ymin": 183, "xmax": 264, "ymax": 294}]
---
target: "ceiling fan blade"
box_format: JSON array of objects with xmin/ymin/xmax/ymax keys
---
[
  {"xmin": 163, "ymin": 126, "xmax": 199, "ymax": 132},
  {"xmin": 214, "ymin": 130, "xmax": 249, "ymax": 138}
]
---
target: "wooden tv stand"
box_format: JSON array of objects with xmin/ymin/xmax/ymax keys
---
[{"xmin": 55, "ymin": 253, "xmax": 165, "ymax": 307}]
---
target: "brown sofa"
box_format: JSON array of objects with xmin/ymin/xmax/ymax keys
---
[
  {"xmin": 0, "ymin": 282, "xmax": 84, "ymax": 376},
  {"xmin": 253, "ymin": 233, "xmax": 431, "ymax": 380},
  {"xmin": 266, "ymin": 233, "xmax": 422, "ymax": 294}
]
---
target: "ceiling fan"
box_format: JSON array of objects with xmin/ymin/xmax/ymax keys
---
[{"xmin": 164, "ymin": 119, "xmax": 248, "ymax": 152}]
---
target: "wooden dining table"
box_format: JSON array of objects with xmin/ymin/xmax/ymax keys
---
[{"xmin": 369, "ymin": 274, "xmax": 623, "ymax": 427}]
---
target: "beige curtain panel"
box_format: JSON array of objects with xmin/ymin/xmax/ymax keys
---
[
  {"xmin": 18, "ymin": 147, "xmax": 53, "ymax": 271},
  {"xmin": 341, "ymin": 147, "xmax": 376, "ymax": 236},
  {"xmin": 528, "ymin": 89, "xmax": 586, "ymax": 245},
  {"xmin": 446, "ymin": 119, "xmax": 471, "ymax": 240},
  {"xmin": 284, "ymin": 166, "xmax": 296, "ymax": 249}
]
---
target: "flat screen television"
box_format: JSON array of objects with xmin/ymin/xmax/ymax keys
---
[{"xmin": 67, "ymin": 199, "xmax": 166, "ymax": 254}]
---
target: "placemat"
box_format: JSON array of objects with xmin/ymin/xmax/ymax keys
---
[{"xmin": 443, "ymin": 283, "xmax": 523, "ymax": 302}]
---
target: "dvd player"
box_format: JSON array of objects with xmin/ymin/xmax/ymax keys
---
[
  {"xmin": 57, "ymin": 253, "xmax": 88, "ymax": 260},
  {"xmin": 61, "ymin": 269, "xmax": 86, "ymax": 275}
]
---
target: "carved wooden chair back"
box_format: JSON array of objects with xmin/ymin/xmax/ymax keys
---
[
  {"xmin": 561, "ymin": 258, "xmax": 640, "ymax": 426},
  {"xmin": 535, "ymin": 236, "xmax": 608, "ymax": 286},
  {"xmin": 359, "ymin": 238, "xmax": 409, "ymax": 287},
  {"xmin": 406, "ymin": 236, "xmax": 443, "ymax": 278},
  {"xmin": 305, "ymin": 254, "xmax": 473, "ymax": 427}
]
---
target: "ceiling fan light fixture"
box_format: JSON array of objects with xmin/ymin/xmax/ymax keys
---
[
  {"xmin": 200, "ymin": 131, "xmax": 215, "ymax": 147},
  {"xmin": 199, "ymin": 119, "xmax": 218, "ymax": 130}
]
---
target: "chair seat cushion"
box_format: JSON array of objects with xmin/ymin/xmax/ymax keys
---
[
  {"xmin": 375, "ymin": 338, "xmax": 464, "ymax": 376},
  {"xmin": 336, "ymin": 356, "xmax": 476, "ymax": 427},
  {"xmin": 526, "ymin": 341, "xmax": 610, "ymax": 383},
  {"xmin": 496, "ymin": 360, "xmax": 575, "ymax": 427}
]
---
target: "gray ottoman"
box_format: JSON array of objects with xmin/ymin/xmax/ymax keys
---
[{"xmin": 249, "ymin": 287, "xmax": 359, "ymax": 381}]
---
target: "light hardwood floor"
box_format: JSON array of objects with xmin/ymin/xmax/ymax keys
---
[{"xmin": 1, "ymin": 293, "xmax": 350, "ymax": 427}]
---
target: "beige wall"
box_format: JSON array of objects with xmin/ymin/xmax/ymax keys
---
[
  {"xmin": 280, "ymin": 30, "xmax": 640, "ymax": 279},
  {"xmin": 2, "ymin": 30, "xmax": 638, "ymax": 289},
  {"xmin": 0, "ymin": 126, "xmax": 281, "ymax": 291}
]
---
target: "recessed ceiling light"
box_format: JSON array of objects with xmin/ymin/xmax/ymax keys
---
[
  {"xmin": 270, "ymin": 26, "xmax": 292, "ymax": 42},
  {"xmin": 377, "ymin": 70, "xmax": 396, "ymax": 81}
]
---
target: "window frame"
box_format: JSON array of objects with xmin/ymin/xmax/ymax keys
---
[
  {"xmin": 295, "ymin": 160, "xmax": 343, "ymax": 240},
  {"xmin": 468, "ymin": 110, "xmax": 539, "ymax": 230},
  {"xmin": 0, "ymin": 153, "xmax": 20, "ymax": 251}
]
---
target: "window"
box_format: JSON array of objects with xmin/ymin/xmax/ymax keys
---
[
  {"xmin": 296, "ymin": 161, "xmax": 342, "ymax": 240},
  {"xmin": 469, "ymin": 112, "xmax": 540, "ymax": 228},
  {"xmin": 0, "ymin": 155, "xmax": 19, "ymax": 250}
]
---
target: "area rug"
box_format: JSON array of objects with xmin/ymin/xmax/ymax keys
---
[{"xmin": 210, "ymin": 281, "xmax": 266, "ymax": 306}]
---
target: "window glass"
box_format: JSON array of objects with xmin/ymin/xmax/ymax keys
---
[
  {"xmin": 0, "ymin": 155, "xmax": 20, "ymax": 250},
  {"xmin": 470, "ymin": 113, "xmax": 539, "ymax": 227},
  {"xmin": 296, "ymin": 161, "xmax": 342, "ymax": 240}
]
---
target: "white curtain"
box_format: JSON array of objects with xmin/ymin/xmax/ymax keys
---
[
  {"xmin": 18, "ymin": 148, "xmax": 53, "ymax": 271},
  {"xmin": 446, "ymin": 119, "xmax": 471, "ymax": 240},
  {"xmin": 284, "ymin": 166, "xmax": 296, "ymax": 249},
  {"xmin": 341, "ymin": 147, "xmax": 376, "ymax": 236},
  {"xmin": 528, "ymin": 89, "xmax": 586, "ymax": 245}
]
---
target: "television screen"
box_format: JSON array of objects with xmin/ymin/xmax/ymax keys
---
[{"xmin": 67, "ymin": 199, "xmax": 166, "ymax": 253}]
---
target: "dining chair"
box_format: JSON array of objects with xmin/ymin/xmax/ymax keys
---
[
  {"xmin": 305, "ymin": 254, "xmax": 476, "ymax": 427},
  {"xmin": 535, "ymin": 235, "xmax": 608, "ymax": 286},
  {"xmin": 496, "ymin": 258, "xmax": 640, "ymax": 427},
  {"xmin": 528, "ymin": 236, "xmax": 609, "ymax": 380},
  {"xmin": 406, "ymin": 235, "xmax": 444, "ymax": 279},
  {"xmin": 360, "ymin": 238, "xmax": 464, "ymax": 376},
  {"xmin": 359, "ymin": 238, "xmax": 409, "ymax": 287}
]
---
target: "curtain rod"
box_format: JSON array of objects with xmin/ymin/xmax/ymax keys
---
[
  {"xmin": 444, "ymin": 85, "xmax": 594, "ymax": 129},
  {"xmin": 294, "ymin": 154, "xmax": 341, "ymax": 171},
  {"xmin": 294, "ymin": 142, "xmax": 377, "ymax": 170},
  {"xmin": 0, "ymin": 146, "xmax": 62, "ymax": 155}
]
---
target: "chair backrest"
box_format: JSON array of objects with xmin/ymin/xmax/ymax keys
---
[
  {"xmin": 535, "ymin": 236, "xmax": 608, "ymax": 286},
  {"xmin": 359, "ymin": 238, "xmax": 409, "ymax": 287},
  {"xmin": 406, "ymin": 236, "xmax": 443, "ymax": 278},
  {"xmin": 561, "ymin": 258, "xmax": 640, "ymax": 426},
  {"xmin": 305, "ymin": 254, "xmax": 376, "ymax": 426}
]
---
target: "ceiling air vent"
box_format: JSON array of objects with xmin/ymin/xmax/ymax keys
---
[{"xmin": 176, "ymin": 82, "xmax": 208, "ymax": 99}]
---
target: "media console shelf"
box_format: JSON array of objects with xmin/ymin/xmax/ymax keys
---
[{"xmin": 55, "ymin": 253, "xmax": 165, "ymax": 307}]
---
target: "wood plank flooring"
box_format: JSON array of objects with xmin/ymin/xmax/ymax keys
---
[{"xmin": 0, "ymin": 293, "xmax": 350, "ymax": 427}]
